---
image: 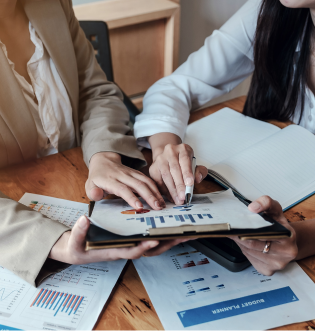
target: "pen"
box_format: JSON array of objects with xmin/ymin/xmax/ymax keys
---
[{"xmin": 185, "ymin": 157, "xmax": 196, "ymax": 206}]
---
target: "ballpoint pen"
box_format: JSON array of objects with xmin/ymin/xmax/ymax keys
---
[{"xmin": 185, "ymin": 157, "xmax": 196, "ymax": 206}]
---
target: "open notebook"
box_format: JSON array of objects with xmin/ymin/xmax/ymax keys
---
[{"xmin": 184, "ymin": 108, "xmax": 315, "ymax": 211}]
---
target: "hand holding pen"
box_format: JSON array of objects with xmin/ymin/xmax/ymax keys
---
[{"xmin": 147, "ymin": 133, "xmax": 208, "ymax": 205}]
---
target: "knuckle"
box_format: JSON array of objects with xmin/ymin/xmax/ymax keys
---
[
  {"xmin": 176, "ymin": 183, "xmax": 186, "ymax": 190},
  {"xmin": 135, "ymin": 180, "xmax": 147, "ymax": 189},
  {"xmin": 182, "ymin": 144, "xmax": 193, "ymax": 154},
  {"xmin": 260, "ymin": 195, "xmax": 273, "ymax": 207},
  {"xmin": 161, "ymin": 171, "xmax": 171, "ymax": 179},
  {"xmin": 273, "ymin": 260, "xmax": 286, "ymax": 271},
  {"xmin": 182, "ymin": 170, "xmax": 193, "ymax": 177},
  {"xmin": 144, "ymin": 176, "xmax": 156, "ymax": 186},
  {"xmin": 117, "ymin": 183, "xmax": 129, "ymax": 192},
  {"xmin": 165, "ymin": 144, "xmax": 176, "ymax": 153},
  {"xmin": 114, "ymin": 184, "xmax": 129, "ymax": 196},
  {"xmin": 169, "ymin": 162, "xmax": 180, "ymax": 171},
  {"xmin": 145, "ymin": 193, "xmax": 156, "ymax": 201},
  {"xmin": 246, "ymin": 240, "xmax": 256, "ymax": 250},
  {"xmin": 287, "ymin": 246, "xmax": 298, "ymax": 259},
  {"xmin": 149, "ymin": 167, "xmax": 160, "ymax": 179}
]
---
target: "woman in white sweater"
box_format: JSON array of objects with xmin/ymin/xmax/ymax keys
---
[{"xmin": 134, "ymin": 0, "xmax": 315, "ymax": 275}]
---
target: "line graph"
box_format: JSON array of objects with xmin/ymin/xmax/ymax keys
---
[
  {"xmin": 0, "ymin": 277, "xmax": 29, "ymax": 317},
  {"xmin": 0, "ymin": 288, "xmax": 18, "ymax": 302}
]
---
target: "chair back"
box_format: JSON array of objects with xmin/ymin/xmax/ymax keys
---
[
  {"xmin": 79, "ymin": 21, "xmax": 114, "ymax": 81},
  {"xmin": 79, "ymin": 21, "xmax": 140, "ymax": 123}
]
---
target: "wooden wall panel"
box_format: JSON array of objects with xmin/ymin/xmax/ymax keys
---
[{"xmin": 110, "ymin": 19, "xmax": 165, "ymax": 97}]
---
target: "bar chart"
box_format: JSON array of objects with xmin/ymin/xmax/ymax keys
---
[
  {"xmin": 20, "ymin": 285, "xmax": 94, "ymax": 328},
  {"xmin": 172, "ymin": 256, "xmax": 211, "ymax": 269},
  {"xmin": 30, "ymin": 289, "xmax": 84, "ymax": 317},
  {"xmin": 131, "ymin": 213, "xmax": 213, "ymax": 227}
]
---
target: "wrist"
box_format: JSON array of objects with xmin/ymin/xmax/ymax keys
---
[
  {"xmin": 90, "ymin": 152, "xmax": 122, "ymax": 166},
  {"xmin": 49, "ymin": 231, "xmax": 71, "ymax": 263}
]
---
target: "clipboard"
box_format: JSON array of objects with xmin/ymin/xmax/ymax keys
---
[{"xmin": 85, "ymin": 199, "xmax": 291, "ymax": 251}]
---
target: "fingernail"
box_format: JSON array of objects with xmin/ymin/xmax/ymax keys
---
[
  {"xmin": 198, "ymin": 173, "xmax": 203, "ymax": 183},
  {"xmin": 155, "ymin": 201, "xmax": 161, "ymax": 208},
  {"xmin": 78, "ymin": 216, "xmax": 88, "ymax": 230},
  {"xmin": 185, "ymin": 178, "xmax": 194, "ymax": 186},
  {"xmin": 249, "ymin": 201, "xmax": 261, "ymax": 212},
  {"xmin": 136, "ymin": 201, "xmax": 143, "ymax": 209},
  {"xmin": 180, "ymin": 191, "xmax": 185, "ymax": 200}
]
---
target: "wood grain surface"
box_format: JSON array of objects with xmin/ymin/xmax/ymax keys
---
[{"xmin": 0, "ymin": 97, "xmax": 314, "ymax": 330}]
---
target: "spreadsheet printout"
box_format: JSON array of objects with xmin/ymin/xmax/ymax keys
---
[
  {"xmin": 134, "ymin": 243, "xmax": 315, "ymax": 330},
  {"xmin": 0, "ymin": 194, "xmax": 127, "ymax": 330}
]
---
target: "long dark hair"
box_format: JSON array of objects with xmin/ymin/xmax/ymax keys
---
[{"xmin": 243, "ymin": 0, "xmax": 314, "ymax": 123}]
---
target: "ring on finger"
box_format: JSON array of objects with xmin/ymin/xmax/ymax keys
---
[{"xmin": 262, "ymin": 241, "xmax": 271, "ymax": 254}]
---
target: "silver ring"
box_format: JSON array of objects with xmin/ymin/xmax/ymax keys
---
[{"xmin": 263, "ymin": 241, "xmax": 271, "ymax": 254}]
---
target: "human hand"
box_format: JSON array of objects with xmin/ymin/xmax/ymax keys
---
[
  {"xmin": 86, "ymin": 152, "xmax": 165, "ymax": 210},
  {"xmin": 148, "ymin": 133, "xmax": 208, "ymax": 204},
  {"xmin": 229, "ymin": 196, "xmax": 298, "ymax": 276},
  {"xmin": 49, "ymin": 216, "xmax": 189, "ymax": 264}
]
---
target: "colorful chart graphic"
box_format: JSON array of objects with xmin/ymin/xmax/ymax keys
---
[
  {"xmin": 121, "ymin": 209, "xmax": 150, "ymax": 215},
  {"xmin": 197, "ymin": 258, "xmax": 210, "ymax": 266},
  {"xmin": 172, "ymin": 256, "xmax": 210, "ymax": 269},
  {"xmin": 183, "ymin": 261, "xmax": 196, "ymax": 268},
  {"xmin": 128, "ymin": 213, "xmax": 213, "ymax": 227},
  {"xmin": 30, "ymin": 289, "xmax": 84, "ymax": 317}
]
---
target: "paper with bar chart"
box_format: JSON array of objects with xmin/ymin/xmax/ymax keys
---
[
  {"xmin": 90, "ymin": 189, "xmax": 271, "ymax": 235},
  {"xmin": 134, "ymin": 243, "xmax": 315, "ymax": 330},
  {"xmin": 0, "ymin": 194, "xmax": 127, "ymax": 330}
]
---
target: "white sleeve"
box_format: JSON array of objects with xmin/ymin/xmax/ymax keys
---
[{"xmin": 134, "ymin": 0, "xmax": 261, "ymax": 147}]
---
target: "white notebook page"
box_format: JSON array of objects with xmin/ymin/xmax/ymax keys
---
[
  {"xmin": 210, "ymin": 125, "xmax": 315, "ymax": 209},
  {"xmin": 184, "ymin": 108, "xmax": 280, "ymax": 167}
]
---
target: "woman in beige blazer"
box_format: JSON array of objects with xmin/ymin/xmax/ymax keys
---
[{"xmin": 0, "ymin": 0, "xmax": 187, "ymax": 286}]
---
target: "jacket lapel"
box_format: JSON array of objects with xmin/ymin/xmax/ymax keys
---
[
  {"xmin": 0, "ymin": 48, "xmax": 37, "ymax": 162},
  {"xmin": 23, "ymin": 0, "xmax": 80, "ymax": 141}
]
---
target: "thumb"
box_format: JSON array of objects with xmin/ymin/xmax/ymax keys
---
[
  {"xmin": 195, "ymin": 165, "xmax": 208, "ymax": 183},
  {"xmin": 85, "ymin": 178, "xmax": 105, "ymax": 201},
  {"xmin": 68, "ymin": 216, "xmax": 89, "ymax": 251}
]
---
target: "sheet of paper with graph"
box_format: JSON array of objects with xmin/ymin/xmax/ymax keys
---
[
  {"xmin": 0, "ymin": 194, "xmax": 127, "ymax": 331},
  {"xmin": 90, "ymin": 189, "xmax": 271, "ymax": 236}
]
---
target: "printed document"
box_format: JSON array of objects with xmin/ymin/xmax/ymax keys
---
[
  {"xmin": 90, "ymin": 189, "xmax": 270, "ymax": 235},
  {"xmin": 0, "ymin": 194, "xmax": 127, "ymax": 331},
  {"xmin": 134, "ymin": 243, "xmax": 315, "ymax": 330}
]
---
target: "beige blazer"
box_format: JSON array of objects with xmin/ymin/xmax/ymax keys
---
[{"xmin": 0, "ymin": 0, "xmax": 145, "ymax": 286}]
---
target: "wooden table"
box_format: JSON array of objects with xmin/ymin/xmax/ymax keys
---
[{"xmin": 0, "ymin": 96, "xmax": 315, "ymax": 330}]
